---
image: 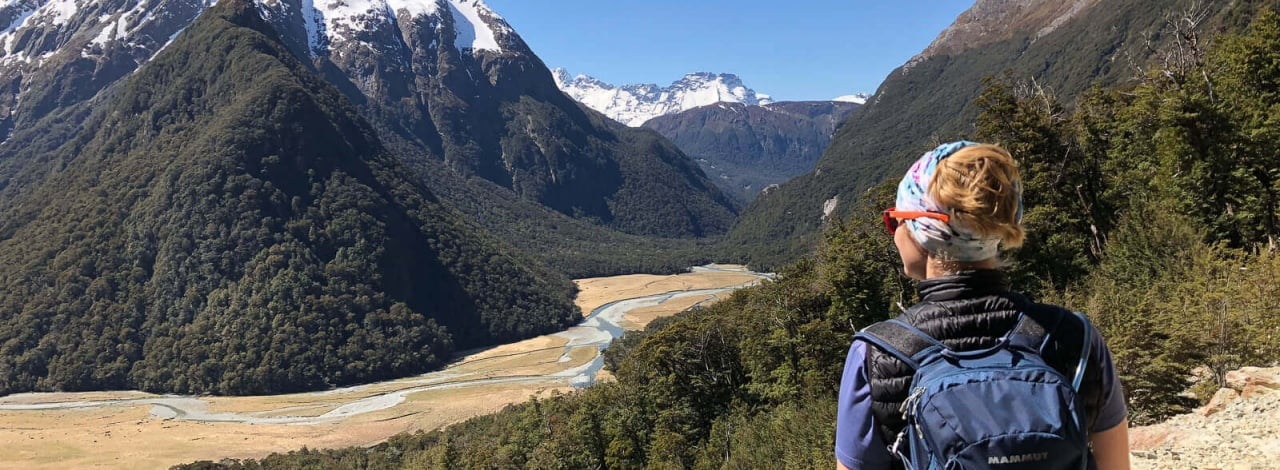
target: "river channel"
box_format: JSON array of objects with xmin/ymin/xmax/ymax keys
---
[
  {"xmin": 0, "ymin": 265, "xmax": 768, "ymax": 469},
  {"xmin": 1, "ymin": 280, "xmax": 760, "ymax": 424}
]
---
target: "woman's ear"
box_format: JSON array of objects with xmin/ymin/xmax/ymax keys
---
[{"xmin": 895, "ymin": 226, "xmax": 928, "ymax": 280}]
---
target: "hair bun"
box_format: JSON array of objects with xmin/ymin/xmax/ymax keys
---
[{"xmin": 928, "ymin": 144, "xmax": 1025, "ymax": 249}]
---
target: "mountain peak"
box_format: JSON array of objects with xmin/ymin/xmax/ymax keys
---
[
  {"xmin": 912, "ymin": 0, "xmax": 1100, "ymax": 63},
  {"xmin": 256, "ymin": 0, "xmax": 515, "ymax": 57},
  {"xmin": 556, "ymin": 70, "xmax": 774, "ymax": 127},
  {"xmin": 551, "ymin": 66, "xmax": 571, "ymax": 85},
  {"xmin": 0, "ymin": 0, "xmax": 526, "ymax": 139},
  {"xmin": 552, "ymin": 67, "xmax": 611, "ymax": 90}
]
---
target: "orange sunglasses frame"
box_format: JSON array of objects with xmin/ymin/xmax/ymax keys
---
[{"xmin": 882, "ymin": 208, "xmax": 950, "ymax": 234}]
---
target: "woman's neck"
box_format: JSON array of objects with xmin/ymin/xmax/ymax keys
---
[{"xmin": 925, "ymin": 257, "xmax": 1000, "ymax": 279}]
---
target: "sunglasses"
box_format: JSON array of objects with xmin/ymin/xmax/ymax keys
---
[{"xmin": 882, "ymin": 208, "xmax": 950, "ymax": 234}]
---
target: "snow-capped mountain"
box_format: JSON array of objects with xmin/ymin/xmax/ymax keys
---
[
  {"xmin": 0, "ymin": 0, "xmax": 589, "ymax": 397},
  {"xmin": 0, "ymin": 0, "xmax": 518, "ymax": 138},
  {"xmin": 0, "ymin": 0, "xmax": 744, "ymax": 397},
  {"xmin": 0, "ymin": 0, "xmax": 737, "ymax": 239},
  {"xmin": 263, "ymin": 0, "xmax": 516, "ymax": 59},
  {"xmin": 554, "ymin": 69, "xmax": 775, "ymax": 127}
]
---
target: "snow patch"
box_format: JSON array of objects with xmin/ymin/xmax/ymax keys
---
[
  {"xmin": 384, "ymin": 0, "xmax": 438, "ymax": 20},
  {"xmin": 40, "ymin": 0, "xmax": 79, "ymax": 26},
  {"xmin": 87, "ymin": 11, "xmax": 132, "ymax": 47},
  {"xmin": 316, "ymin": 0, "xmax": 386, "ymax": 45},
  {"xmin": 447, "ymin": 0, "xmax": 501, "ymax": 53},
  {"xmin": 132, "ymin": 5, "xmax": 156, "ymax": 36},
  {"xmin": 294, "ymin": 0, "xmax": 506, "ymax": 57},
  {"xmin": 300, "ymin": 0, "xmax": 323, "ymax": 56},
  {"xmin": 1, "ymin": 3, "xmax": 38, "ymax": 54},
  {"xmin": 833, "ymin": 93, "xmax": 869, "ymax": 104},
  {"xmin": 90, "ymin": 19, "xmax": 116, "ymax": 45},
  {"xmin": 253, "ymin": 0, "xmax": 274, "ymax": 20},
  {"xmin": 100, "ymin": 0, "xmax": 152, "ymax": 46},
  {"xmin": 2, "ymin": 3, "xmax": 36, "ymax": 35}
]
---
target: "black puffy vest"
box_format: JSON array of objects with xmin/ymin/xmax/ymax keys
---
[{"xmin": 864, "ymin": 270, "xmax": 1107, "ymax": 460}]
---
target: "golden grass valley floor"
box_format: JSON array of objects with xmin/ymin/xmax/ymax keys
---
[{"xmin": 0, "ymin": 265, "xmax": 766, "ymax": 469}]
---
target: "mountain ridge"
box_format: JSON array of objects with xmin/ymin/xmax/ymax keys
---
[
  {"xmin": 555, "ymin": 69, "xmax": 777, "ymax": 127},
  {"xmin": 642, "ymin": 100, "xmax": 859, "ymax": 203},
  {"xmin": 912, "ymin": 0, "xmax": 1101, "ymax": 63}
]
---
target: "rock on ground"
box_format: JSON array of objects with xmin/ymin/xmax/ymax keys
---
[{"xmin": 1130, "ymin": 367, "xmax": 1280, "ymax": 470}]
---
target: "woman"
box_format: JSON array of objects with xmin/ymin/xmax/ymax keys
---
[{"xmin": 834, "ymin": 141, "xmax": 1131, "ymax": 469}]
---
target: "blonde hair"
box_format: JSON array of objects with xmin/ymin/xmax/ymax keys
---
[{"xmin": 928, "ymin": 144, "xmax": 1025, "ymax": 249}]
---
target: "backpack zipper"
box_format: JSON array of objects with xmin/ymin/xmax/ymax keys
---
[{"xmin": 901, "ymin": 386, "xmax": 925, "ymax": 415}]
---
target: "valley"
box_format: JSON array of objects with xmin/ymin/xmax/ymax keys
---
[
  {"xmin": 0, "ymin": 0, "xmax": 1277, "ymax": 467},
  {"xmin": 0, "ymin": 266, "xmax": 767, "ymax": 469}
]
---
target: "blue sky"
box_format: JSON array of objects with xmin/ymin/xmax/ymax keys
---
[{"xmin": 484, "ymin": 1, "xmax": 974, "ymax": 101}]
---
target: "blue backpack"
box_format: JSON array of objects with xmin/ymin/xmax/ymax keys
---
[{"xmin": 855, "ymin": 311, "xmax": 1092, "ymax": 470}]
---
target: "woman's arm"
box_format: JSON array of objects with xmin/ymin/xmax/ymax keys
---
[
  {"xmin": 1090, "ymin": 419, "xmax": 1131, "ymax": 470},
  {"xmin": 1082, "ymin": 317, "xmax": 1130, "ymax": 469},
  {"xmin": 835, "ymin": 341, "xmax": 892, "ymax": 469}
]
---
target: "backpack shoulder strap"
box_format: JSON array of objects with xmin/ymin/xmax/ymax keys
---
[
  {"xmin": 1006, "ymin": 308, "xmax": 1062, "ymax": 353},
  {"xmin": 1009, "ymin": 307, "xmax": 1093, "ymax": 392},
  {"xmin": 854, "ymin": 319, "xmax": 945, "ymax": 370},
  {"xmin": 1070, "ymin": 311, "xmax": 1093, "ymax": 392}
]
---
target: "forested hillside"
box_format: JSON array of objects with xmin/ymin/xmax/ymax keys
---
[
  {"xmin": 0, "ymin": 0, "xmax": 739, "ymax": 281},
  {"xmin": 251, "ymin": 0, "xmax": 740, "ymax": 241},
  {"xmin": 181, "ymin": 8, "xmax": 1280, "ymax": 467},
  {"xmin": 0, "ymin": 0, "xmax": 577, "ymax": 396},
  {"xmin": 724, "ymin": 0, "xmax": 1271, "ymax": 268}
]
